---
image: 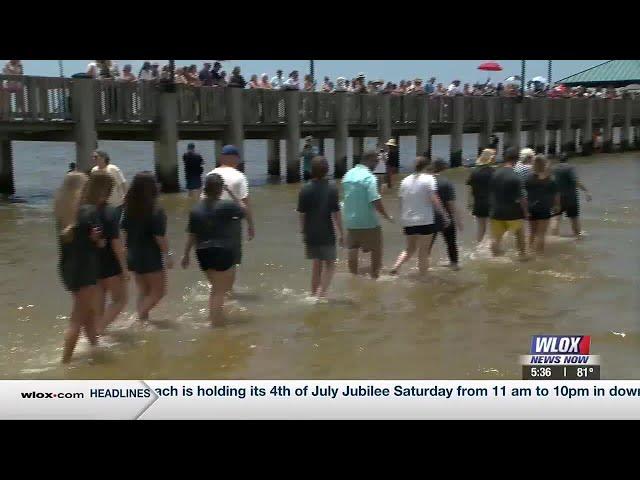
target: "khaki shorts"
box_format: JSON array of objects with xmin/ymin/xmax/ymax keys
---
[
  {"xmin": 490, "ymin": 219, "xmax": 524, "ymax": 238},
  {"xmin": 346, "ymin": 227, "xmax": 382, "ymax": 252}
]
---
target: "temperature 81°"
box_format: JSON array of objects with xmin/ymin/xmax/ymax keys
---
[{"xmin": 577, "ymin": 366, "xmax": 595, "ymax": 378}]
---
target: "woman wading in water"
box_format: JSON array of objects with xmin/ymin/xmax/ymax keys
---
[
  {"xmin": 181, "ymin": 174, "xmax": 246, "ymax": 326},
  {"xmin": 55, "ymin": 171, "xmax": 111, "ymax": 363}
]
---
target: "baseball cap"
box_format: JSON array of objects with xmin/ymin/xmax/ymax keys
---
[{"xmin": 221, "ymin": 145, "xmax": 240, "ymax": 156}]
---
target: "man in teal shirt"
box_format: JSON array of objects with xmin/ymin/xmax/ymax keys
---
[
  {"xmin": 342, "ymin": 151, "xmax": 393, "ymax": 279},
  {"xmin": 301, "ymin": 136, "xmax": 318, "ymax": 181}
]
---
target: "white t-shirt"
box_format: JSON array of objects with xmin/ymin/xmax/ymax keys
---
[
  {"xmin": 373, "ymin": 152, "xmax": 387, "ymax": 174},
  {"xmin": 91, "ymin": 164, "xmax": 127, "ymax": 208},
  {"xmin": 398, "ymin": 173, "xmax": 437, "ymax": 227},
  {"xmin": 447, "ymin": 84, "xmax": 463, "ymax": 96},
  {"xmin": 203, "ymin": 166, "xmax": 249, "ymax": 201}
]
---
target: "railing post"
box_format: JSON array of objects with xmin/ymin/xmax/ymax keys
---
[
  {"xmin": 450, "ymin": 95, "xmax": 464, "ymax": 167},
  {"xmin": 71, "ymin": 78, "xmax": 97, "ymax": 173},
  {"xmin": 352, "ymin": 137, "xmax": 364, "ymax": 166},
  {"xmin": 377, "ymin": 93, "xmax": 392, "ymax": 156},
  {"xmin": 267, "ymin": 137, "xmax": 281, "ymax": 177},
  {"xmin": 334, "ymin": 92, "xmax": 349, "ymax": 179},
  {"xmin": 224, "ymin": 88, "xmax": 245, "ymax": 169},
  {"xmin": 560, "ymin": 98, "xmax": 572, "ymax": 155},
  {"xmin": 535, "ymin": 97, "xmax": 548, "ymax": 155},
  {"xmin": 479, "ymin": 97, "xmax": 496, "ymax": 154},
  {"xmin": 154, "ymin": 89, "xmax": 179, "ymax": 193},
  {"xmin": 621, "ymin": 95, "xmax": 632, "ymax": 151},
  {"xmin": 318, "ymin": 138, "xmax": 325, "ymax": 156},
  {"xmin": 416, "ymin": 94, "xmax": 429, "ymax": 157},
  {"xmin": 0, "ymin": 136, "xmax": 14, "ymax": 197},
  {"xmin": 506, "ymin": 99, "xmax": 522, "ymax": 153},
  {"xmin": 284, "ymin": 89, "xmax": 301, "ymax": 182},
  {"xmin": 603, "ymin": 98, "xmax": 614, "ymax": 153},
  {"xmin": 581, "ymin": 97, "xmax": 593, "ymax": 156}
]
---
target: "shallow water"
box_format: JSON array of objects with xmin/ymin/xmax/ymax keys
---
[{"xmin": 0, "ymin": 144, "xmax": 638, "ymax": 379}]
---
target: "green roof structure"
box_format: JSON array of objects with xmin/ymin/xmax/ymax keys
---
[{"xmin": 557, "ymin": 60, "xmax": 640, "ymax": 87}]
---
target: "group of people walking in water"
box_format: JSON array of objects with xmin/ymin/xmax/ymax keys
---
[{"xmin": 54, "ymin": 142, "xmax": 590, "ymax": 363}]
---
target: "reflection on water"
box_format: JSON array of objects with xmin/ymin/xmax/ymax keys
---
[{"xmin": 0, "ymin": 150, "xmax": 639, "ymax": 379}]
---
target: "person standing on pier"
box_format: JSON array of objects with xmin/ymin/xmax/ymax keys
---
[
  {"xmin": 183, "ymin": 143, "xmax": 204, "ymax": 197},
  {"xmin": 390, "ymin": 156, "xmax": 449, "ymax": 276},
  {"xmin": 488, "ymin": 147, "xmax": 528, "ymax": 259},
  {"xmin": 203, "ymin": 145, "xmax": 255, "ymax": 286},
  {"xmin": 301, "ymin": 136, "xmax": 318, "ymax": 181},
  {"xmin": 428, "ymin": 158, "xmax": 462, "ymax": 270},
  {"xmin": 550, "ymin": 153, "xmax": 591, "ymax": 237},
  {"xmin": 271, "ymin": 70, "xmax": 284, "ymax": 90},
  {"xmin": 181, "ymin": 174, "xmax": 246, "ymax": 326},
  {"xmin": 297, "ymin": 156, "xmax": 343, "ymax": 299},
  {"xmin": 385, "ymin": 138, "xmax": 399, "ymax": 189},
  {"xmin": 342, "ymin": 151, "xmax": 393, "ymax": 280},
  {"xmin": 91, "ymin": 150, "xmax": 127, "ymax": 221},
  {"xmin": 121, "ymin": 171, "xmax": 172, "ymax": 323},
  {"xmin": 466, "ymin": 148, "xmax": 495, "ymax": 244}
]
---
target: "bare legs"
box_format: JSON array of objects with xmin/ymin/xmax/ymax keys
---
[
  {"xmin": 311, "ymin": 260, "xmax": 336, "ymax": 297},
  {"xmin": 529, "ymin": 219, "xmax": 550, "ymax": 254},
  {"xmin": 391, "ymin": 234, "xmax": 433, "ymax": 276},
  {"xmin": 96, "ymin": 274, "xmax": 128, "ymax": 335},
  {"xmin": 62, "ymin": 285, "xmax": 99, "ymax": 364},
  {"xmin": 551, "ymin": 215, "xmax": 582, "ymax": 237},
  {"xmin": 133, "ymin": 271, "xmax": 166, "ymax": 322},
  {"xmin": 476, "ymin": 217, "xmax": 488, "ymax": 244},
  {"xmin": 205, "ymin": 267, "xmax": 235, "ymax": 326},
  {"xmin": 348, "ymin": 248, "xmax": 382, "ymax": 279}
]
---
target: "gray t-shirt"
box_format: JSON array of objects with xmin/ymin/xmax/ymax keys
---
[
  {"xmin": 297, "ymin": 179, "xmax": 340, "ymax": 246},
  {"xmin": 187, "ymin": 200, "xmax": 244, "ymax": 250}
]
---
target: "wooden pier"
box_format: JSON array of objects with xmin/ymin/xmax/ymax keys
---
[{"xmin": 1, "ymin": 75, "xmax": 640, "ymax": 195}]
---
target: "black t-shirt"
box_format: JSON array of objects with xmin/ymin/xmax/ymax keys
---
[
  {"xmin": 183, "ymin": 151, "xmax": 204, "ymax": 178},
  {"xmin": 489, "ymin": 167, "xmax": 524, "ymax": 220},
  {"xmin": 97, "ymin": 204, "xmax": 120, "ymax": 270},
  {"xmin": 297, "ymin": 179, "xmax": 340, "ymax": 246},
  {"xmin": 228, "ymin": 74, "xmax": 246, "ymax": 88},
  {"xmin": 466, "ymin": 166, "xmax": 494, "ymax": 206},
  {"xmin": 187, "ymin": 200, "xmax": 244, "ymax": 250},
  {"xmin": 434, "ymin": 174, "xmax": 456, "ymax": 215},
  {"xmin": 58, "ymin": 204, "xmax": 101, "ymax": 278},
  {"xmin": 121, "ymin": 207, "xmax": 166, "ymax": 258},
  {"xmin": 198, "ymin": 69, "xmax": 212, "ymax": 86},
  {"xmin": 387, "ymin": 148, "xmax": 400, "ymax": 169},
  {"xmin": 525, "ymin": 174, "xmax": 558, "ymax": 213},
  {"xmin": 552, "ymin": 163, "xmax": 578, "ymax": 198}
]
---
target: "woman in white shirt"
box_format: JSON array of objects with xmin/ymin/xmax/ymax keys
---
[
  {"xmin": 390, "ymin": 156, "xmax": 449, "ymax": 276},
  {"xmin": 90, "ymin": 150, "xmax": 127, "ymax": 219}
]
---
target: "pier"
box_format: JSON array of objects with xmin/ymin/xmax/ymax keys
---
[{"xmin": 1, "ymin": 75, "xmax": 640, "ymax": 195}]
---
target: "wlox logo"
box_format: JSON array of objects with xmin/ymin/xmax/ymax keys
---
[
  {"xmin": 530, "ymin": 335, "xmax": 591, "ymax": 355},
  {"xmin": 20, "ymin": 391, "xmax": 84, "ymax": 399}
]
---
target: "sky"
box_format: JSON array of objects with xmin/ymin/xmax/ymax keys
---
[{"xmin": 3, "ymin": 60, "xmax": 608, "ymax": 84}]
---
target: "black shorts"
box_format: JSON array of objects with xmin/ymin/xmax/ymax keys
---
[
  {"xmin": 60, "ymin": 260, "xmax": 98, "ymax": 292},
  {"xmin": 472, "ymin": 202, "xmax": 490, "ymax": 218},
  {"xmin": 196, "ymin": 246, "xmax": 235, "ymax": 272},
  {"xmin": 558, "ymin": 197, "xmax": 579, "ymax": 219},
  {"xmin": 403, "ymin": 224, "xmax": 437, "ymax": 236},
  {"xmin": 528, "ymin": 206, "xmax": 553, "ymax": 221},
  {"xmin": 98, "ymin": 257, "xmax": 123, "ymax": 279},
  {"xmin": 303, "ymin": 171, "xmax": 311, "ymax": 181},
  {"xmin": 186, "ymin": 175, "xmax": 202, "ymax": 191},
  {"xmin": 127, "ymin": 250, "xmax": 163, "ymax": 275}
]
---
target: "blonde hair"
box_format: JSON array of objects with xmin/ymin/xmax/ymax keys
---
[
  {"xmin": 476, "ymin": 148, "xmax": 496, "ymax": 165},
  {"xmin": 83, "ymin": 170, "xmax": 114, "ymax": 206},
  {"xmin": 54, "ymin": 172, "xmax": 88, "ymax": 243}
]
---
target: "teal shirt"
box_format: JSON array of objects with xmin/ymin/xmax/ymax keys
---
[
  {"xmin": 342, "ymin": 164, "xmax": 381, "ymax": 229},
  {"xmin": 301, "ymin": 146, "xmax": 319, "ymax": 173}
]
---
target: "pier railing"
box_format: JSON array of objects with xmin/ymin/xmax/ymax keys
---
[{"xmin": 1, "ymin": 75, "xmax": 639, "ymax": 127}]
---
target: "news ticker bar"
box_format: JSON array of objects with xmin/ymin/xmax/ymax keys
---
[{"xmin": 2, "ymin": 380, "xmax": 640, "ymax": 419}]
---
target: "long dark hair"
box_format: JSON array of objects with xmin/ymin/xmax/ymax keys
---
[{"xmin": 124, "ymin": 171, "xmax": 158, "ymax": 221}]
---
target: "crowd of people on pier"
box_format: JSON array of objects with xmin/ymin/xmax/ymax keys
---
[
  {"xmin": 56, "ymin": 141, "xmax": 591, "ymax": 363},
  {"xmin": 2, "ymin": 60, "xmax": 635, "ymax": 100}
]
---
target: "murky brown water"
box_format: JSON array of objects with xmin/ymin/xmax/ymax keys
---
[{"xmin": 1, "ymin": 151, "xmax": 638, "ymax": 380}]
